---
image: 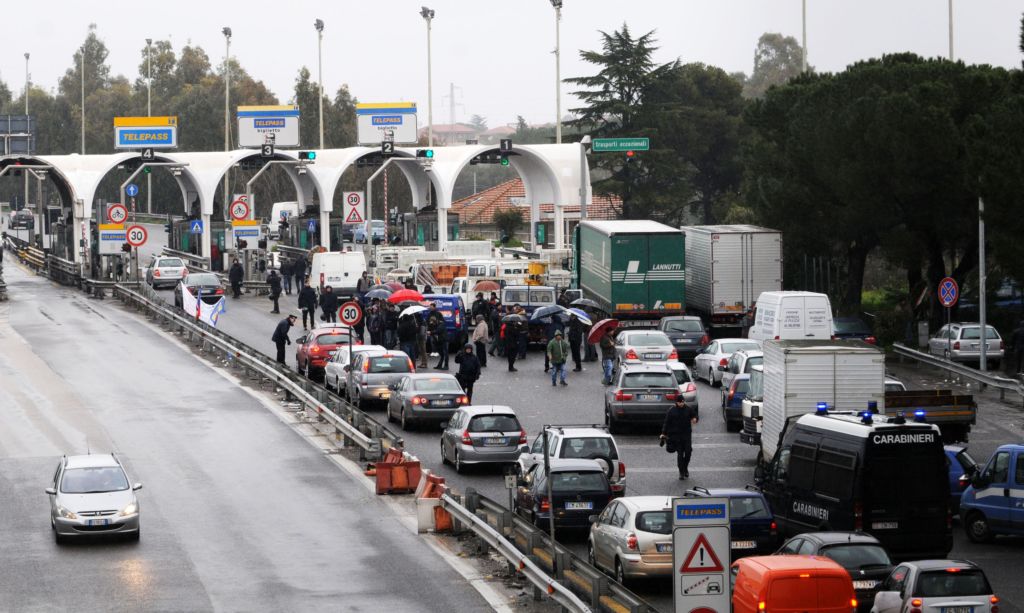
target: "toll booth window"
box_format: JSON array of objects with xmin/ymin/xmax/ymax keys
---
[
  {"xmin": 812, "ymin": 448, "xmax": 856, "ymax": 499},
  {"xmin": 789, "ymin": 442, "xmax": 817, "ymax": 491}
]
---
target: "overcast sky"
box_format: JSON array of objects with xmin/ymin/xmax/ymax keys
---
[{"xmin": 2, "ymin": 1, "xmax": 1021, "ymax": 129}]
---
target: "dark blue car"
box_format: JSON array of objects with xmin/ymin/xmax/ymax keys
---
[
  {"xmin": 423, "ymin": 294, "xmax": 470, "ymax": 349},
  {"xmin": 721, "ymin": 373, "xmax": 750, "ymax": 431},
  {"xmin": 683, "ymin": 486, "xmax": 780, "ymax": 558},
  {"xmin": 944, "ymin": 444, "xmax": 979, "ymax": 514}
]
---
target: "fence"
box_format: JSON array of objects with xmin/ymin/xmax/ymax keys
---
[{"xmin": 892, "ymin": 343, "xmax": 1024, "ymax": 406}]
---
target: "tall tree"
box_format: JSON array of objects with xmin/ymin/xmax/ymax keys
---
[
  {"xmin": 468, "ymin": 114, "xmax": 487, "ymax": 131},
  {"xmin": 743, "ymin": 33, "xmax": 806, "ymax": 99},
  {"xmin": 0, "ymin": 78, "xmax": 12, "ymax": 114}
]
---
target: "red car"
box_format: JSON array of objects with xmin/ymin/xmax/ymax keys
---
[{"xmin": 295, "ymin": 325, "xmax": 361, "ymax": 379}]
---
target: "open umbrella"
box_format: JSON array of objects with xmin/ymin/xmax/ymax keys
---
[
  {"xmin": 567, "ymin": 308, "xmax": 593, "ymax": 326},
  {"xmin": 587, "ymin": 318, "xmax": 619, "ymax": 345},
  {"xmin": 395, "ymin": 300, "xmax": 425, "ymax": 309},
  {"xmin": 530, "ymin": 304, "xmax": 568, "ymax": 321},
  {"xmin": 571, "ymin": 298, "xmax": 602, "ymax": 309},
  {"xmin": 365, "ymin": 288, "xmax": 392, "ymax": 301},
  {"xmin": 472, "ymin": 280, "xmax": 501, "ymax": 293},
  {"xmin": 369, "ymin": 284, "xmax": 392, "ymax": 293},
  {"xmin": 388, "ymin": 288, "xmax": 424, "ymax": 303},
  {"xmin": 400, "ymin": 304, "xmax": 428, "ymax": 318},
  {"xmin": 385, "ymin": 281, "xmax": 406, "ymax": 291},
  {"xmin": 501, "ymin": 313, "xmax": 527, "ymax": 323}
]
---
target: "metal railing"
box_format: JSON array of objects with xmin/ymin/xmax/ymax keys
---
[
  {"xmin": 161, "ymin": 247, "xmax": 211, "ymax": 272},
  {"xmin": 46, "ymin": 254, "xmax": 80, "ymax": 287},
  {"xmin": 892, "ymin": 343, "xmax": 1024, "ymax": 406},
  {"xmin": 112, "ymin": 283, "xmax": 403, "ymax": 459}
]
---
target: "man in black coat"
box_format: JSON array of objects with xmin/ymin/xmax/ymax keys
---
[
  {"xmin": 228, "ymin": 259, "xmax": 244, "ymax": 298},
  {"xmin": 297, "ymin": 280, "xmax": 317, "ymax": 330},
  {"xmin": 292, "ymin": 254, "xmax": 307, "ymax": 289},
  {"xmin": 280, "ymin": 260, "xmax": 294, "ymax": 295},
  {"xmin": 319, "ymin": 285, "xmax": 339, "ymax": 323},
  {"xmin": 567, "ymin": 314, "xmax": 586, "ymax": 372},
  {"xmin": 271, "ymin": 312, "xmax": 298, "ymax": 364},
  {"xmin": 397, "ymin": 314, "xmax": 418, "ymax": 361},
  {"xmin": 267, "ymin": 269, "xmax": 282, "ymax": 314},
  {"xmin": 660, "ymin": 397, "xmax": 699, "ymax": 480},
  {"xmin": 453, "ymin": 343, "xmax": 481, "ymax": 402},
  {"xmin": 471, "ymin": 292, "xmax": 489, "ymax": 321},
  {"xmin": 430, "ymin": 315, "xmax": 450, "ymax": 370}
]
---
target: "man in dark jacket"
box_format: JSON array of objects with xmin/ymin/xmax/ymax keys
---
[
  {"xmin": 567, "ymin": 313, "xmax": 586, "ymax": 372},
  {"xmin": 228, "ymin": 259, "xmax": 244, "ymax": 298},
  {"xmin": 660, "ymin": 397, "xmax": 699, "ymax": 480},
  {"xmin": 293, "ymin": 254, "xmax": 307, "ymax": 289},
  {"xmin": 319, "ymin": 286, "xmax": 339, "ymax": 323},
  {"xmin": 430, "ymin": 315, "xmax": 449, "ymax": 370},
  {"xmin": 397, "ymin": 314, "xmax": 418, "ymax": 361},
  {"xmin": 506, "ymin": 315, "xmax": 526, "ymax": 372},
  {"xmin": 454, "ymin": 343, "xmax": 481, "ymax": 402},
  {"xmin": 267, "ymin": 269, "xmax": 282, "ymax": 314},
  {"xmin": 271, "ymin": 312, "xmax": 298, "ymax": 364},
  {"xmin": 356, "ymin": 271, "xmax": 370, "ymax": 301},
  {"xmin": 600, "ymin": 328, "xmax": 616, "ymax": 384},
  {"xmin": 471, "ymin": 292, "xmax": 490, "ymax": 321},
  {"xmin": 384, "ymin": 303, "xmax": 399, "ymax": 349},
  {"xmin": 367, "ymin": 304, "xmax": 385, "ymax": 346},
  {"xmin": 280, "ymin": 259, "xmax": 294, "ymax": 295},
  {"xmin": 297, "ymin": 281, "xmax": 317, "ymax": 330}
]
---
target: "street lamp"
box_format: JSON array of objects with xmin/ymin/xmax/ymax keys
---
[
  {"xmin": 801, "ymin": 0, "xmax": 808, "ymax": 73},
  {"xmin": 146, "ymin": 38, "xmax": 153, "ymax": 214},
  {"xmin": 81, "ymin": 43, "xmax": 86, "ymax": 154},
  {"xmin": 24, "ymin": 52, "xmax": 31, "ymax": 215},
  {"xmin": 550, "ymin": 0, "xmax": 562, "ymax": 144},
  {"xmin": 948, "ymin": 0, "xmax": 954, "ymax": 61},
  {"xmin": 222, "ymin": 27, "xmax": 232, "ymax": 153},
  {"xmin": 315, "ymin": 19, "xmax": 324, "ymax": 150},
  {"xmin": 420, "ymin": 6, "xmax": 435, "ymax": 148}
]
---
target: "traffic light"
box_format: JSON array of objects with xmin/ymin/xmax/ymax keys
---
[
  {"xmin": 121, "ymin": 242, "xmax": 132, "ymax": 253},
  {"xmin": 143, "ymin": 166, "xmax": 151, "ymax": 174},
  {"xmin": 416, "ymin": 149, "xmax": 434, "ymax": 159},
  {"xmin": 625, "ymin": 150, "xmax": 636, "ymax": 162},
  {"xmin": 501, "ymin": 156, "xmax": 510, "ymax": 166},
  {"xmin": 298, "ymin": 151, "xmax": 316, "ymax": 161}
]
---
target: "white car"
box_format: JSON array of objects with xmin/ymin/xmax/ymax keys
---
[
  {"xmin": 693, "ymin": 338, "xmax": 761, "ymax": 387},
  {"xmin": 871, "ymin": 560, "xmax": 998, "ymax": 613},
  {"xmin": 667, "ymin": 362, "xmax": 699, "ymax": 409},
  {"xmin": 720, "ymin": 349, "xmax": 763, "ymax": 398},
  {"xmin": 323, "ymin": 344, "xmax": 385, "ymax": 393},
  {"xmin": 518, "ymin": 425, "xmax": 625, "ymax": 496},
  {"xmin": 145, "ymin": 255, "xmax": 188, "ymax": 289}
]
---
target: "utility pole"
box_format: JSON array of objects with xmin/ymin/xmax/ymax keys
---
[
  {"xmin": 24, "ymin": 53, "xmax": 30, "ymax": 213},
  {"xmin": 948, "ymin": 0, "xmax": 954, "ymax": 61},
  {"xmin": 421, "ymin": 7, "xmax": 435, "ymax": 148},
  {"xmin": 222, "ymin": 27, "xmax": 232, "ymax": 221},
  {"xmin": 81, "ymin": 44, "xmax": 86, "ymax": 155},
  {"xmin": 315, "ymin": 19, "xmax": 325, "ymax": 149},
  {"xmin": 551, "ymin": 0, "xmax": 563, "ymax": 143},
  {"xmin": 146, "ymin": 38, "xmax": 153, "ymax": 215},
  {"xmin": 979, "ymin": 196, "xmax": 987, "ymax": 371},
  {"xmin": 801, "ymin": 0, "xmax": 808, "ymax": 73}
]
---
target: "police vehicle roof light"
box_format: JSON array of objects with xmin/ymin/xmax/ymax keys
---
[
  {"xmin": 892, "ymin": 411, "xmax": 906, "ymax": 424},
  {"xmin": 867, "ymin": 401, "xmax": 878, "ymax": 414},
  {"xmin": 913, "ymin": 410, "xmax": 927, "ymax": 422},
  {"xmin": 860, "ymin": 412, "xmax": 873, "ymax": 424},
  {"xmin": 815, "ymin": 402, "xmax": 828, "ymax": 415},
  {"xmin": 298, "ymin": 151, "xmax": 316, "ymax": 161}
]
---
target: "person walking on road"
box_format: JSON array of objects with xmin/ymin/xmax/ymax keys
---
[
  {"xmin": 472, "ymin": 314, "xmax": 489, "ymax": 367},
  {"xmin": 1012, "ymin": 319, "xmax": 1024, "ymax": 374},
  {"xmin": 471, "ymin": 292, "xmax": 490, "ymax": 322},
  {"xmin": 319, "ymin": 285, "xmax": 339, "ymax": 323},
  {"xmin": 397, "ymin": 314, "xmax": 418, "ymax": 362},
  {"xmin": 356, "ymin": 271, "xmax": 370, "ymax": 302},
  {"xmin": 454, "ymin": 343, "xmax": 481, "ymax": 402},
  {"xmin": 416, "ymin": 314, "xmax": 429, "ymax": 369},
  {"xmin": 547, "ymin": 330, "xmax": 570, "ymax": 387},
  {"xmin": 660, "ymin": 396, "xmax": 699, "ymax": 479},
  {"xmin": 280, "ymin": 259, "xmax": 293, "ymax": 295},
  {"xmin": 600, "ymin": 328, "xmax": 617, "ymax": 385},
  {"xmin": 543, "ymin": 318, "xmax": 564, "ymax": 373},
  {"xmin": 292, "ymin": 254, "xmax": 307, "ymax": 290},
  {"xmin": 506, "ymin": 315, "xmax": 526, "ymax": 372},
  {"xmin": 568, "ymin": 313, "xmax": 586, "ymax": 372},
  {"xmin": 228, "ymin": 259, "xmax": 244, "ymax": 299},
  {"xmin": 267, "ymin": 269, "xmax": 282, "ymax": 314},
  {"xmin": 430, "ymin": 314, "xmax": 450, "ymax": 370},
  {"xmin": 297, "ymin": 281, "xmax": 317, "ymax": 330},
  {"xmin": 271, "ymin": 312, "xmax": 298, "ymax": 365},
  {"xmin": 384, "ymin": 303, "xmax": 398, "ymax": 349}
]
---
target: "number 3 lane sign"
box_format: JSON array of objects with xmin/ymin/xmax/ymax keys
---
[
  {"xmin": 126, "ymin": 225, "xmax": 148, "ymax": 247},
  {"xmin": 339, "ymin": 301, "xmax": 363, "ymax": 326}
]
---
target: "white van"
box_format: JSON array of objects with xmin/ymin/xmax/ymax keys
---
[
  {"xmin": 748, "ymin": 291, "xmax": 833, "ymax": 341},
  {"xmin": 308, "ymin": 251, "xmax": 367, "ymax": 298},
  {"xmin": 269, "ymin": 202, "xmax": 300, "ymax": 239}
]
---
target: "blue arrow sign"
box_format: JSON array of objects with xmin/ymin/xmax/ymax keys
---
[
  {"xmin": 307, "ymin": 219, "xmax": 318, "ymax": 232},
  {"xmin": 125, "ymin": 183, "xmax": 140, "ymax": 197},
  {"xmin": 189, "ymin": 220, "xmax": 204, "ymax": 234}
]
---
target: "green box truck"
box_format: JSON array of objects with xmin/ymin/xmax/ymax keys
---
[{"xmin": 572, "ymin": 220, "xmax": 685, "ymax": 326}]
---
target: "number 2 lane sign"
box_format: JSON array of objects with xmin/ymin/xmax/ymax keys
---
[{"xmin": 126, "ymin": 225, "xmax": 148, "ymax": 247}]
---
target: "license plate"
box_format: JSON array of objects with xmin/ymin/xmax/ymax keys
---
[
  {"xmin": 853, "ymin": 580, "xmax": 878, "ymax": 590},
  {"xmin": 638, "ymin": 394, "xmax": 660, "ymax": 401},
  {"xmin": 680, "ymin": 339, "xmax": 695, "ymax": 344},
  {"xmin": 643, "ymin": 353, "xmax": 661, "ymax": 359},
  {"xmin": 872, "ymin": 521, "xmax": 898, "ymax": 529},
  {"xmin": 731, "ymin": 540, "xmax": 756, "ymax": 549},
  {"xmin": 942, "ymin": 608, "xmax": 973, "ymax": 613},
  {"xmin": 432, "ymin": 400, "xmax": 452, "ymax": 407},
  {"xmin": 88, "ymin": 518, "xmax": 109, "ymax": 527},
  {"xmin": 484, "ymin": 437, "xmax": 507, "ymax": 446},
  {"xmin": 656, "ymin": 543, "xmax": 673, "ymax": 553},
  {"xmin": 565, "ymin": 501, "xmax": 593, "ymax": 510}
]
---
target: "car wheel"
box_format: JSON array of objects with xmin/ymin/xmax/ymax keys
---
[
  {"xmin": 400, "ymin": 408, "xmax": 411, "ymax": 431},
  {"xmin": 440, "ymin": 441, "xmax": 450, "ymax": 465},
  {"xmin": 454, "ymin": 449, "xmax": 465, "ymax": 474},
  {"xmin": 54, "ymin": 531, "xmax": 65, "ymax": 545},
  {"xmin": 965, "ymin": 511, "xmax": 994, "ymax": 543},
  {"xmin": 709, "ymin": 367, "xmax": 720, "ymax": 387},
  {"xmin": 588, "ymin": 542, "xmax": 598, "ymax": 569},
  {"xmin": 615, "ymin": 558, "xmax": 628, "ymax": 586}
]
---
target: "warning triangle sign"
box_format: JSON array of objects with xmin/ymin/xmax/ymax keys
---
[
  {"xmin": 345, "ymin": 207, "xmax": 364, "ymax": 223},
  {"xmin": 680, "ymin": 533, "xmax": 724, "ymax": 573}
]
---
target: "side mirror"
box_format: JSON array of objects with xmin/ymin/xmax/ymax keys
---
[
  {"xmin": 440, "ymin": 421, "xmax": 448, "ymax": 430},
  {"xmin": 717, "ymin": 365, "xmax": 728, "ymax": 371},
  {"xmin": 132, "ymin": 483, "xmax": 143, "ymax": 491},
  {"xmin": 588, "ymin": 514, "xmax": 599, "ymax": 524},
  {"xmin": 972, "ymin": 474, "xmax": 991, "ymax": 489},
  {"xmin": 753, "ymin": 464, "xmax": 766, "ymax": 484},
  {"xmin": 45, "ymin": 487, "xmax": 56, "ymax": 495}
]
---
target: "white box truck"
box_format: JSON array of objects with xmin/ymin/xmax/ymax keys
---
[
  {"xmin": 750, "ymin": 339, "xmax": 885, "ymax": 463},
  {"xmin": 681, "ymin": 225, "xmax": 782, "ymax": 329}
]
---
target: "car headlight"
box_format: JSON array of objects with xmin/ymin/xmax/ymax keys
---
[
  {"xmin": 57, "ymin": 506, "xmax": 78, "ymax": 520},
  {"xmin": 119, "ymin": 501, "xmax": 138, "ymax": 517}
]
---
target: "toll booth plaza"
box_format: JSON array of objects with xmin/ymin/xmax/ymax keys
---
[{"xmin": 673, "ymin": 497, "xmax": 731, "ymax": 613}]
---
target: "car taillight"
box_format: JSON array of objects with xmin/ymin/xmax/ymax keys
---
[
  {"xmin": 626, "ymin": 533, "xmax": 638, "ymax": 550},
  {"xmin": 990, "ymin": 595, "xmax": 999, "ymax": 613},
  {"xmin": 865, "ymin": 336, "xmax": 877, "ymax": 344},
  {"xmin": 728, "ymin": 385, "xmax": 736, "ymax": 403},
  {"xmin": 215, "ymin": 288, "xmax": 224, "ymax": 295},
  {"xmin": 461, "ymin": 430, "xmax": 473, "ymax": 445},
  {"xmin": 614, "ymin": 391, "xmax": 633, "ymax": 401},
  {"xmin": 407, "ymin": 358, "xmax": 415, "ymax": 371},
  {"xmin": 773, "ymin": 335, "xmax": 780, "ymax": 340},
  {"xmin": 853, "ymin": 501, "xmax": 863, "ymax": 530},
  {"xmin": 668, "ymin": 350, "xmax": 678, "ymax": 359},
  {"xmin": 411, "ymin": 396, "xmax": 426, "ymax": 405},
  {"xmin": 625, "ymin": 349, "xmax": 638, "ymax": 360},
  {"xmin": 457, "ymin": 395, "xmax": 469, "ymax": 404},
  {"xmin": 850, "ymin": 598, "xmax": 858, "ymax": 611},
  {"xmin": 538, "ymin": 496, "xmax": 550, "ymax": 512},
  {"xmin": 665, "ymin": 392, "xmax": 678, "ymax": 401},
  {"xmin": 362, "ymin": 360, "xmax": 370, "ymax": 372},
  {"xmin": 719, "ymin": 358, "xmax": 728, "ymax": 366},
  {"xmin": 910, "ymin": 598, "xmax": 923, "ymax": 613},
  {"xmin": 770, "ymin": 520, "xmax": 777, "ymax": 535},
  {"xmin": 958, "ymin": 474, "xmax": 971, "ymax": 487},
  {"xmin": 454, "ymin": 309, "xmax": 461, "ymax": 325},
  {"xmin": 153, "ymin": 269, "xmax": 161, "ymax": 277},
  {"xmin": 618, "ymin": 462, "xmax": 626, "ymax": 480},
  {"xmin": 954, "ymin": 341, "xmax": 960, "ymax": 350},
  {"xmin": 684, "ymin": 382, "xmax": 696, "ymax": 393},
  {"xmin": 758, "ymin": 601, "xmax": 766, "ymax": 611},
  {"xmin": 518, "ymin": 429, "xmax": 528, "ymax": 445},
  {"xmin": 700, "ymin": 334, "xmax": 709, "ymax": 345}
]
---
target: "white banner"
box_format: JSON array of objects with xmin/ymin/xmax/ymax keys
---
[{"xmin": 181, "ymin": 284, "xmax": 227, "ymax": 327}]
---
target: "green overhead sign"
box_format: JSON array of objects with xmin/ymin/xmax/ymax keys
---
[{"xmin": 592, "ymin": 137, "xmax": 649, "ymax": 152}]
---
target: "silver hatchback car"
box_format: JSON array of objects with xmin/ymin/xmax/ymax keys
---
[
  {"xmin": 47, "ymin": 454, "xmax": 142, "ymax": 543},
  {"xmin": 440, "ymin": 405, "xmax": 528, "ymax": 473},
  {"xmin": 346, "ymin": 350, "xmax": 415, "ymax": 409},
  {"xmin": 588, "ymin": 496, "xmax": 675, "ymax": 583},
  {"xmin": 614, "ymin": 330, "xmax": 677, "ymax": 366},
  {"xmin": 605, "ymin": 362, "xmax": 681, "ymax": 434}
]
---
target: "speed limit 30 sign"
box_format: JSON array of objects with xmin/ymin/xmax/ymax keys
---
[
  {"xmin": 125, "ymin": 224, "xmax": 148, "ymax": 247},
  {"xmin": 339, "ymin": 301, "xmax": 363, "ymax": 326}
]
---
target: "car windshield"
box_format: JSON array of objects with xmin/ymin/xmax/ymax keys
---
[
  {"xmin": 504, "ymin": 290, "xmax": 528, "ymax": 303},
  {"xmin": 368, "ymin": 356, "xmax": 412, "ymax": 373},
  {"xmin": 834, "ymin": 318, "xmax": 871, "ymax": 334},
  {"xmin": 915, "ymin": 570, "xmax": 991, "ymax": 598},
  {"xmin": 627, "ymin": 333, "xmax": 669, "ymax": 347},
  {"xmin": 468, "ymin": 415, "xmax": 520, "ymax": 432},
  {"xmin": 561, "ymin": 437, "xmax": 618, "ymax": 460},
  {"xmin": 663, "ymin": 320, "xmax": 703, "ymax": 333},
  {"xmin": 672, "ymin": 369, "xmax": 693, "ymax": 384},
  {"xmin": 819, "ymin": 544, "xmax": 891, "ymax": 570},
  {"xmin": 413, "ymin": 378, "xmax": 462, "ymax": 392},
  {"xmin": 188, "ymin": 274, "xmax": 220, "ymax": 286},
  {"xmin": 636, "ymin": 510, "xmax": 672, "ymax": 535},
  {"xmin": 960, "ymin": 326, "xmax": 1000, "ymax": 340},
  {"xmin": 549, "ymin": 471, "xmax": 607, "ymax": 492},
  {"xmin": 61, "ymin": 467, "xmax": 129, "ymax": 494},
  {"xmin": 158, "ymin": 258, "xmax": 184, "ymax": 268},
  {"xmin": 721, "ymin": 341, "xmax": 760, "ymax": 354},
  {"xmin": 623, "ymin": 373, "xmax": 676, "ymax": 388},
  {"xmin": 729, "ymin": 496, "xmax": 770, "ymax": 519},
  {"xmin": 744, "ymin": 356, "xmax": 763, "ymax": 371},
  {"xmin": 316, "ymin": 333, "xmax": 351, "ymax": 345},
  {"xmin": 530, "ymin": 289, "xmax": 554, "ymax": 303}
]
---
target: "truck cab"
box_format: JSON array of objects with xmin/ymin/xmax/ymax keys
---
[
  {"xmin": 960, "ymin": 443, "xmax": 1024, "ymax": 542},
  {"xmin": 741, "ymin": 364, "xmax": 765, "ymax": 443}
]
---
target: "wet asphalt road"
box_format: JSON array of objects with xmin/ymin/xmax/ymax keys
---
[
  {"xmin": 0, "ymin": 264, "xmax": 494, "ymax": 613},
  {"xmin": 174, "ymin": 284, "xmax": 1024, "ymax": 613}
]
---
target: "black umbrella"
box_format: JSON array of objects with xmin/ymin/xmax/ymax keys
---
[
  {"xmin": 571, "ymin": 298, "xmax": 601, "ymax": 309},
  {"xmin": 501, "ymin": 313, "xmax": 527, "ymax": 323},
  {"xmin": 530, "ymin": 305, "xmax": 568, "ymax": 321}
]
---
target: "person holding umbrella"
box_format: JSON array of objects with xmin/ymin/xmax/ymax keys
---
[{"xmin": 599, "ymin": 326, "xmax": 617, "ymax": 384}]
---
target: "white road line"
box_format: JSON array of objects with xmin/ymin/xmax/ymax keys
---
[{"xmin": 628, "ymin": 466, "xmax": 754, "ymax": 473}]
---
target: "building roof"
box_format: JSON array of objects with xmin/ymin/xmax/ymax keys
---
[
  {"xmin": 418, "ymin": 123, "xmax": 479, "ymax": 136},
  {"xmin": 581, "ymin": 220, "xmax": 681, "ymax": 234},
  {"xmin": 482, "ymin": 126, "xmax": 516, "ymax": 136},
  {"xmin": 452, "ymin": 178, "xmax": 621, "ymax": 225}
]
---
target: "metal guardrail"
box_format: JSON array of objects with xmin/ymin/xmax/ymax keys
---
[
  {"xmin": 161, "ymin": 247, "xmax": 211, "ymax": 272},
  {"xmin": 112, "ymin": 283, "xmax": 404, "ymax": 459},
  {"xmin": 46, "ymin": 254, "xmax": 81, "ymax": 287},
  {"xmin": 893, "ymin": 343, "xmax": 1024, "ymax": 406},
  {"xmin": 440, "ymin": 492, "xmax": 593, "ymax": 613}
]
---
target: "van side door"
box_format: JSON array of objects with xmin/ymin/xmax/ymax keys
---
[
  {"xmin": 973, "ymin": 450, "xmax": 1013, "ymax": 531},
  {"xmin": 803, "ymin": 295, "xmax": 832, "ymax": 339},
  {"xmin": 1011, "ymin": 451, "xmax": 1024, "ymax": 532},
  {"xmin": 762, "ymin": 447, "xmax": 794, "ymax": 535}
]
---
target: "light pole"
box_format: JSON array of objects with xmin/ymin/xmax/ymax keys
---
[
  {"xmin": 221, "ymin": 27, "xmax": 232, "ymax": 269},
  {"xmin": 315, "ymin": 19, "xmax": 324, "ymax": 150},
  {"xmin": 81, "ymin": 43, "xmax": 86, "ymax": 154},
  {"xmin": 146, "ymin": 38, "xmax": 153, "ymax": 214},
  {"xmin": 24, "ymin": 53, "xmax": 30, "ymax": 212},
  {"xmin": 551, "ymin": 0, "xmax": 562, "ymax": 144},
  {"xmin": 948, "ymin": 0, "xmax": 954, "ymax": 61},
  {"xmin": 420, "ymin": 6, "xmax": 435, "ymax": 148},
  {"xmin": 801, "ymin": 0, "xmax": 808, "ymax": 73}
]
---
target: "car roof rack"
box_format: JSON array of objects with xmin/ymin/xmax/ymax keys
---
[{"xmin": 543, "ymin": 424, "xmax": 610, "ymax": 434}]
